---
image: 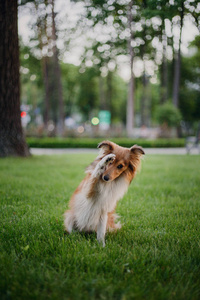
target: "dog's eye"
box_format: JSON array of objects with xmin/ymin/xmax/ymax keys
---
[{"xmin": 117, "ymin": 164, "xmax": 123, "ymax": 169}]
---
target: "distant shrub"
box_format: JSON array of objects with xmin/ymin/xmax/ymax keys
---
[
  {"xmin": 155, "ymin": 102, "xmax": 182, "ymax": 127},
  {"xmin": 26, "ymin": 137, "xmax": 185, "ymax": 149}
]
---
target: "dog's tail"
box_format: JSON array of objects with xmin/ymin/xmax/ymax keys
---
[{"xmin": 107, "ymin": 211, "xmax": 122, "ymax": 232}]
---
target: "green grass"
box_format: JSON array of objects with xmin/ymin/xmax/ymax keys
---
[{"xmin": 0, "ymin": 154, "xmax": 200, "ymax": 300}]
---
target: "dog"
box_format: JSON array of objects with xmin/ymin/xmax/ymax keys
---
[{"xmin": 64, "ymin": 140, "xmax": 145, "ymax": 246}]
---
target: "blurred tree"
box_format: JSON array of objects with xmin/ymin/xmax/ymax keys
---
[
  {"xmin": 20, "ymin": 41, "xmax": 43, "ymax": 118},
  {"xmin": 31, "ymin": 0, "xmax": 51, "ymax": 128},
  {"xmin": 144, "ymin": 0, "xmax": 174, "ymax": 105},
  {"xmin": 23, "ymin": 0, "xmax": 65, "ymax": 134},
  {"xmin": 0, "ymin": 0, "xmax": 30, "ymax": 157},
  {"xmin": 134, "ymin": 0, "xmax": 156, "ymax": 127},
  {"xmin": 76, "ymin": 67, "xmax": 99, "ymax": 121},
  {"xmin": 142, "ymin": 0, "xmax": 199, "ymax": 116},
  {"xmin": 51, "ymin": 0, "xmax": 64, "ymax": 135},
  {"xmin": 192, "ymin": 0, "xmax": 200, "ymax": 31},
  {"xmin": 171, "ymin": 0, "xmax": 200, "ymax": 109},
  {"xmin": 61, "ymin": 63, "xmax": 79, "ymax": 117},
  {"xmin": 155, "ymin": 101, "xmax": 182, "ymax": 127},
  {"xmin": 18, "ymin": 0, "xmax": 200, "ymax": 134},
  {"xmin": 80, "ymin": 0, "xmax": 142, "ymax": 135},
  {"xmin": 172, "ymin": 0, "xmax": 185, "ymax": 109},
  {"xmin": 126, "ymin": 0, "xmax": 135, "ymax": 136},
  {"xmin": 179, "ymin": 36, "xmax": 200, "ymax": 123},
  {"xmin": 139, "ymin": 0, "xmax": 153, "ymax": 126},
  {"xmin": 80, "ymin": 1, "xmax": 120, "ymax": 114},
  {"xmin": 110, "ymin": 73, "xmax": 127, "ymax": 124}
]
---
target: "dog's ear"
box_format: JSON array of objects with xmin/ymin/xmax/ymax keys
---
[
  {"xmin": 97, "ymin": 140, "xmax": 114, "ymax": 156},
  {"xmin": 130, "ymin": 145, "xmax": 145, "ymax": 156},
  {"xmin": 128, "ymin": 145, "xmax": 145, "ymax": 178}
]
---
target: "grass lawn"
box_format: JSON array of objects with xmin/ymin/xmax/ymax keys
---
[{"xmin": 0, "ymin": 154, "xmax": 200, "ymax": 300}]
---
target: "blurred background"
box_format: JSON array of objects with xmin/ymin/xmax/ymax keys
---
[{"xmin": 18, "ymin": 0, "xmax": 200, "ymax": 139}]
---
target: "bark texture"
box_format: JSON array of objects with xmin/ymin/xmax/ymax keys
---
[
  {"xmin": 0, "ymin": 0, "xmax": 30, "ymax": 157},
  {"xmin": 172, "ymin": 2, "xmax": 184, "ymax": 108},
  {"xmin": 51, "ymin": 0, "xmax": 64, "ymax": 135},
  {"xmin": 126, "ymin": 0, "xmax": 134, "ymax": 137}
]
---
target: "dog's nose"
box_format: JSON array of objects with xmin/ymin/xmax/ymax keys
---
[{"xmin": 103, "ymin": 175, "xmax": 109, "ymax": 181}]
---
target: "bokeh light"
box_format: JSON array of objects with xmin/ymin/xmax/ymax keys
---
[
  {"xmin": 21, "ymin": 111, "xmax": 27, "ymax": 118},
  {"xmin": 91, "ymin": 117, "xmax": 99, "ymax": 125}
]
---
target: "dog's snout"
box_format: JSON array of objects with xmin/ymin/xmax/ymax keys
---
[{"xmin": 103, "ymin": 175, "xmax": 109, "ymax": 182}]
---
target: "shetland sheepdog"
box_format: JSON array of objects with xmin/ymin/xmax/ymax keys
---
[{"xmin": 64, "ymin": 140, "xmax": 145, "ymax": 246}]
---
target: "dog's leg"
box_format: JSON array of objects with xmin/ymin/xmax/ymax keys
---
[
  {"xmin": 92, "ymin": 154, "xmax": 116, "ymax": 178},
  {"xmin": 97, "ymin": 213, "xmax": 108, "ymax": 247},
  {"xmin": 87, "ymin": 154, "xmax": 115, "ymax": 199},
  {"xmin": 64, "ymin": 211, "xmax": 75, "ymax": 233}
]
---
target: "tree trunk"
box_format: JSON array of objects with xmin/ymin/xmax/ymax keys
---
[
  {"xmin": 35, "ymin": 1, "xmax": 50, "ymax": 130},
  {"xmin": 51, "ymin": 0, "xmax": 64, "ymax": 136},
  {"xmin": 126, "ymin": 0, "xmax": 134, "ymax": 137},
  {"xmin": 141, "ymin": 71, "xmax": 149, "ymax": 126},
  {"xmin": 161, "ymin": 23, "xmax": 168, "ymax": 104},
  {"xmin": 43, "ymin": 56, "xmax": 50, "ymax": 128},
  {"xmin": 172, "ymin": 46, "xmax": 181, "ymax": 108},
  {"xmin": 99, "ymin": 76, "xmax": 106, "ymax": 110},
  {"xmin": 106, "ymin": 71, "xmax": 112, "ymax": 111},
  {"xmin": 140, "ymin": 42, "xmax": 149, "ymax": 126},
  {"xmin": 140, "ymin": 0, "xmax": 150, "ymax": 126},
  {"xmin": 172, "ymin": 2, "xmax": 184, "ymax": 108},
  {"xmin": 0, "ymin": 0, "xmax": 30, "ymax": 157}
]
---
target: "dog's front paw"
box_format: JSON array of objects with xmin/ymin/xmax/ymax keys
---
[
  {"xmin": 105, "ymin": 153, "xmax": 116, "ymax": 164},
  {"xmin": 92, "ymin": 154, "xmax": 116, "ymax": 178},
  {"xmin": 100, "ymin": 153, "xmax": 116, "ymax": 168}
]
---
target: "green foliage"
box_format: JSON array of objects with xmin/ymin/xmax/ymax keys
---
[
  {"xmin": 26, "ymin": 137, "xmax": 185, "ymax": 148},
  {"xmin": 19, "ymin": 40, "xmax": 43, "ymax": 107},
  {"xmin": 19, "ymin": 0, "xmax": 200, "ymax": 128},
  {"xmin": 155, "ymin": 102, "xmax": 182, "ymax": 127},
  {"xmin": 110, "ymin": 73, "xmax": 127, "ymax": 123},
  {"xmin": 76, "ymin": 67, "xmax": 99, "ymax": 120},
  {"xmin": 61, "ymin": 63, "xmax": 127, "ymax": 122},
  {"xmin": 61, "ymin": 63, "xmax": 79, "ymax": 116},
  {"xmin": 19, "ymin": 0, "xmax": 35, "ymax": 5},
  {"xmin": 0, "ymin": 155, "xmax": 200, "ymax": 299},
  {"xmin": 179, "ymin": 36, "xmax": 200, "ymax": 122}
]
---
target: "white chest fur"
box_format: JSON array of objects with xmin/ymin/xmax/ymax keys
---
[{"xmin": 73, "ymin": 176, "xmax": 129, "ymax": 231}]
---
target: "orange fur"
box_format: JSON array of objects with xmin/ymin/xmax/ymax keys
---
[
  {"xmin": 106, "ymin": 210, "xmax": 121, "ymax": 231},
  {"xmin": 64, "ymin": 141, "xmax": 145, "ymax": 246}
]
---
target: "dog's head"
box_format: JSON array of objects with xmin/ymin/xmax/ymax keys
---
[{"xmin": 98, "ymin": 140, "xmax": 145, "ymax": 183}]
